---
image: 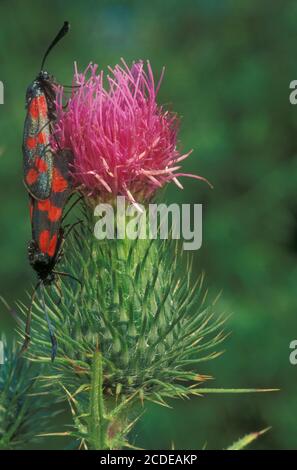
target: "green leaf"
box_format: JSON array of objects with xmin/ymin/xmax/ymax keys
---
[{"xmin": 227, "ymin": 428, "xmax": 271, "ymax": 450}]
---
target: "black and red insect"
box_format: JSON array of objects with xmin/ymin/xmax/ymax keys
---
[
  {"xmin": 24, "ymin": 149, "xmax": 78, "ymax": 360},
  {"xmin": 21, "ymin": 22, "xmax": 80, "ymax": 360},
  {"xmin": 23, "ymin": 21, "xmax": 70, "ymax": 200}
]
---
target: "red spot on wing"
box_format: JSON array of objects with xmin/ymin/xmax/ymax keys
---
[
  {"xmin": 37, "ymin": 132, "xmax": 47, "ymax": 145},
  {"xmin": 26, "ymin": 157, "xmax": 48, "ymax": 188},
  {"xmin": 29, "ymin": 98, "xmax": 39, "ymax": 120},
  {"xmin": 39, "ymin": 230, "xmax": 50, "ymax": 254},
  {"xmin": 52, "ymin": 168, "xmax": 68, "ymax": 192},
  {"xmin": 38, "ymin": 95, "xmax": 48, "ymax": 117},
  {"xmin": 48, "ymin": 233, "xmax": 58, "ymax": 257},
  {"xmin": 39, "ymin": 230, "xmax": 58, "ymax": 257},
  {"xmin": 37, "ymin": 199, "xmax": 51, "ymax": 212},
  {"xmin": 37, "ymin": 199, "xmax": 62, "ymax": 222},
  {"xmin": 26, "ymin": 131, "xmax": 47, "ymax": 150},
  {"xmin": 35, "ymin": 157, "xmax": 48, "ymax": 173},
  {"xmin": 26, "ymin": 136, "xmax": 37, "ymax": 150},
  {"xmin": 26, "ymin": 169, "xmax": 39, "ymax": 185},
  {"xmin": 26, "ymin": 133, "xmax": 47, "ymax": 151},
  {"xmin": 48, "ymin": 205, "xmax": 62, "ymax": 222},
  {"xmin": 29, "ymin": 96, "xmax": 47, "ymax": 120}
]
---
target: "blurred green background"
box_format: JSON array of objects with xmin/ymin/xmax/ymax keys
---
[{"xmin": 1, "ymin": 0, "xmax": 297, "ymax": 450}]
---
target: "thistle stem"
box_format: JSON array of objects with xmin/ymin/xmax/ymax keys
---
[{"xmin": 89, "ymin": 349, "xmax": 105, "ymax": 450}]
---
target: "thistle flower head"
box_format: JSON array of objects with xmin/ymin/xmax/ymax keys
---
[{"xmin": 54, "ymin": 60, "xmax": 208, "ymax": 204}]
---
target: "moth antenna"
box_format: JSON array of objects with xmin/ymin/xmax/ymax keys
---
[
  {"xmin": 40, "ymin": 282, "xmax": 57, "ymax": 361},
  {"xmin": 40, "ymin": 21, "xmax": 70, "ymax": 71}
]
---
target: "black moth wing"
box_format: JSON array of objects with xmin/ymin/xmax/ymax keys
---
[{"xmin": 30, "ymin": 148, "xmax": 74, "ymax": 262}]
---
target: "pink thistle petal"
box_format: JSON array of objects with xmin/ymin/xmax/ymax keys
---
[
  {"xmin": 172, "ymin": 177, "xmax": 184, "ymax": 190},
  {"xmin": 53, "ymin": 60, "xmax": 209, "ymax": 202},
  {"xmin": 174, "ymin": 173, "xmax": 214, "ymax": 189}
]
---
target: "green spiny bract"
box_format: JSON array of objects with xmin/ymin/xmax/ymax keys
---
[
  {"xmin": 19, "ymin": 209, "xmax": 227, "ymax": 447},
  {"xmin": 25, "ymin": 220, "xmax": 226, "ymax": 399},
  {"xmin": 0, "ymin": 337, "xmax": 54, "ymax": 449}
]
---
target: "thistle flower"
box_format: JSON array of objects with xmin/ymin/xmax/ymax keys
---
[
  {"xmin": 54, "ymin": 60, "xmax": 209, "ymax": 204},
  {"xmin": 17, "ymin": 59, "xmax": 272, "ymax": 451}
]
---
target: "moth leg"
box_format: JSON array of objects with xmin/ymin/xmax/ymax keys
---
[
  {"xmin": 62, "ymin": 195, "xmax": 84, "ymax": 223},
  {"xmin": 61, "ymin": 84, "xmax": 81, "ymax": 91},
  {"xmin": 53, "ymin": 270, "xmax": 82, "ymax": 289},
  {"xmin": 52, "ymin": 130, "xmax": 61, "ymax": 150},
  {"xmin": 54, "ymin": 219, "xmax": 83, "ymax": 266},
  {"xmin": 63, "ymin": 219, "xmax": 83, "ymax": 238},
  {"xmin": 33, "ymin": 119, "xmax": 51, "ymax": 137}
]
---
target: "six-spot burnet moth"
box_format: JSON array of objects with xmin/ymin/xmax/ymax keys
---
[
  {"xmin": 23, "ymin": 21, "xmax": 70, "ymax": 200},
  {"xmin": 21, "ymin": 22, "xmax": 81, "ymax": 361}
]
